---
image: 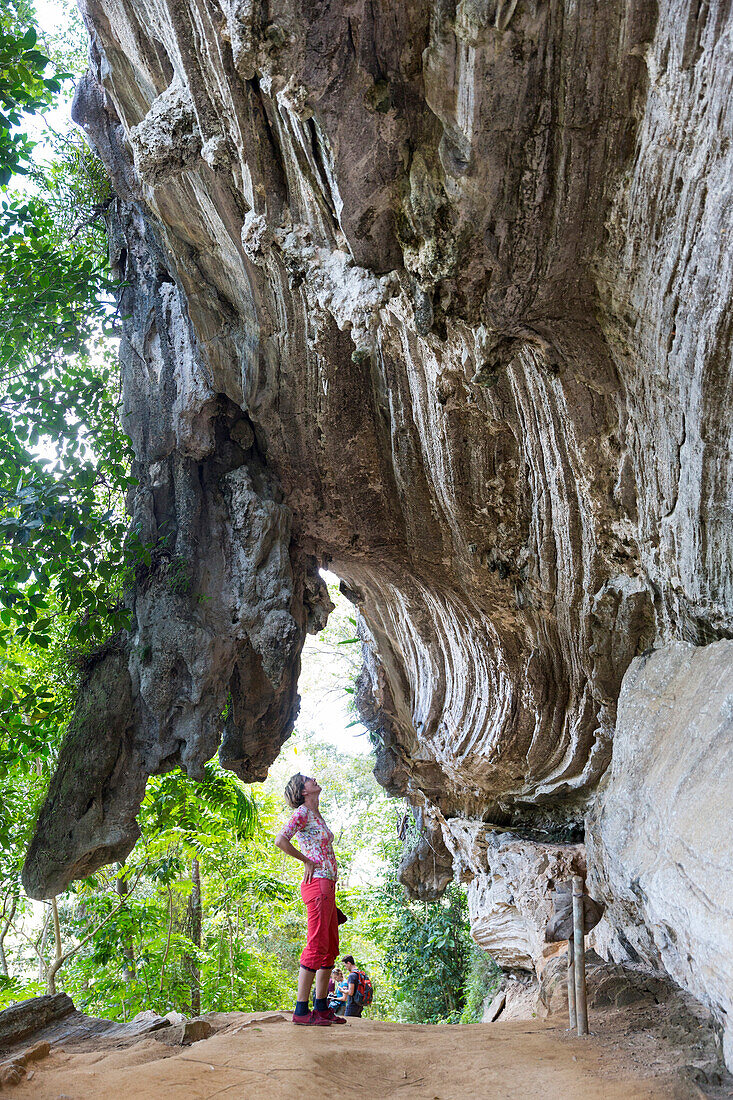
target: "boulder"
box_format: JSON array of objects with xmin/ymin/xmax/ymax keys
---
[
  {"xmin": 129, "ymin": 1009, "xmax": 170, "ymax": 1032},
  {"xmin": 163, "ymin": 1011, "xmax": 187, "ymax": 1026},
  {"xmin": 482, "ymin": 972, "xmax": 538, "ymax": 1022}
]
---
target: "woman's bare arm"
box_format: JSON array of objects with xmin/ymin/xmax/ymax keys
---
[{"xmin": 274, "ymin": 832, "xmax": 318, "ymax": 883}]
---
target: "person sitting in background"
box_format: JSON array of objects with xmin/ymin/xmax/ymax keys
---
[
  {"xmin": 328, "ymin": 969, "xmax": 348, "ymax": 1016},
  {"xmin": 328, "ymin": 967, "xmax": 340, "ymax": 998}
]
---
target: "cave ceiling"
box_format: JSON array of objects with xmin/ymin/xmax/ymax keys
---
[{"xmin": 22, "ymin": 0, "xmax": 733, "ymax": 909}]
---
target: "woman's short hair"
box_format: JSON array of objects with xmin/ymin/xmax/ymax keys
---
[{"xmin": 284, "ymin": 772, "xmax": 307, "ymax": 809}]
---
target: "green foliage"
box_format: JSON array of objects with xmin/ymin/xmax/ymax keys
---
[
  {"xmin": 37, "ymin": 773, "xmax": 301, "ymax": 1019},
  {"xmin": 368, "ymin": 877, "xmax": 472, "ymax": 1023},
  {"xmin": 141, "ymin": 763, "xmax": 260, "ymax": 852},
  {"xmin": 459, "ymin": 944, "xmax": 502, "ymax": 1022},
  {"xmin": 165, "ymin": 556, "xmax": 193, "ymax": 596},
  {"xmin": 0, "ymin": 24, "xmax": 67, "ymax": 184},
  {"xmin": 0, "ymin": 7, "xmax": 151, "ymax": 1008},
  {"xmin": 1, "ymin": 0, "xmax": 36, "ymax": 35},
  {"xmin": 0, "ymin": 975, "xmax": 44, "ymax": 1009},
  {"xmin": 0, "ymin": 1, "xmax": 130, "ymax": 655},
  {"xmin": 0, "ymin": 2, "xmax": 136, "ymax": 881},
  {"xmin": 0, "ymin": 185, "xmax": 130, "ymax": 656},
  {"xmin": 0, "ymin": 599, "xmax": 80, "ymax": 888},
  {"xmin": 0, "ymin": 352, "xmax": 135, "ymax": 644}
]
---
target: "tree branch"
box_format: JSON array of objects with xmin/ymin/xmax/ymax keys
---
[
  {"xmin": 159, "ymin": 883, "xmax": 174, "ymax": 993},
  {"xmin": 44, "ymin": 862, "xmax": 148, "ymax": 993}
]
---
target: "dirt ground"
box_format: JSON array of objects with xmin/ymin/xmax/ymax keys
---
[{"xmin": 9, "ymin": 1010, "xmax": 709, "ymax": 1100}]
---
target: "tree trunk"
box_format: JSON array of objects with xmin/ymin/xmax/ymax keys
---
[
  {"xmin": 116, "ymin": 868, "xmax": 136, "ymax": 980},
  {"xmin": 227, "ymin": 913, "xmax": 235, "ymax": 1008},
  {"xmin": 159, "ymin": 885, "xmax": 174, "ymax": 993},
  {"xmin": 188, "ymin": 857, "xmax": 202, "ymax": 1016},
  {"xmin": 37, "ymin": 908, "xmax": 51, "ymax": 984},
  {"xmin": 47, "ymin": 896, "xmax": 62, "ymax": 994},
  {"xmin": 0, "ymin": 896, "xmax": 17, "ymax": 977}
]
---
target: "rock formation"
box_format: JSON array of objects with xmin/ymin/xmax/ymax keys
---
[
  {"xmin": 444, "ymin": 822, "xmax": 585, "ymax": 971},
  {"xmin": 21, "ymin": 0, "xmax": 733, "ymax": 1068},
  {"xmin": 587, "ymin": 640, "xmax": 733, "ymax": 1064}
]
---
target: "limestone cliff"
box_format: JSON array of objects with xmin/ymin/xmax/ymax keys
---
[{"xmin": 21, "ymin": 0, "xmax": 733, "ymax": 1067}]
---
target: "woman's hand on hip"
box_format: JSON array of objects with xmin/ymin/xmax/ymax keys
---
[{"xmin": 302, "ymin": 859, "xmax": 319, "ymax": 883}]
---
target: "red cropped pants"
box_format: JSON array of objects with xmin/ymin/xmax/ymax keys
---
[{"xmin": 299, "ymin": 877, "xmax": 339, "ymax": 972}]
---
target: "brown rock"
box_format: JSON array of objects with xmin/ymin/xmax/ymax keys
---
[
  {"xmin": 22, "ymin": 1040, "xmax": 51, "ymax": 1063},
  {"xmin": 0, "ymin": 1061, "xmax": 26, "ymax": 1086},
  {"xmin": 153, "ymin": 1018, "xmax": 213, "ymax": 1046}
]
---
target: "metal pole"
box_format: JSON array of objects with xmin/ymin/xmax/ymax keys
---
[
  {"xmin": 567, "ymin": 933, "xmax": 577, "ymax": 1030},
  {"xmin": 572, "ymin": 875, "xmax": 588, "ymax": 1035}
]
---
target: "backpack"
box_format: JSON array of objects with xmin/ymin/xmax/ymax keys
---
[{"xmin": 352, "ymin": 970, "xmax": 373, "ymax": 1007}]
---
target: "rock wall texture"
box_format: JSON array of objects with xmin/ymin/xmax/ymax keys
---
[
  {"xmin": 444, "ymin": 821, "xmax": 585, "ymax": 971},
  {"xmin": 21, "ymin": 0, "xmax": 733, "ymax": 1066},
  {"xmin": 587, "ymin": 640, "xmax": 733, "ymax": 1066}
]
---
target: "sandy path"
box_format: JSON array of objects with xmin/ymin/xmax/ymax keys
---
[{"xmin": 11, "ymin": 1011, "xmax": 682, "ymax": 1100}]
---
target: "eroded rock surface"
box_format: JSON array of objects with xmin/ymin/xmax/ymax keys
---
[
  {"xmin": 587, "ymin": 640, "xmax": 733, "ymax": 1067},
  {"xmin": 444, "ymin": 822, "xmax": 585, "ymax": 970},
  {"xmin": 397, "ymin": 817, "xmax": 455, "ymax": 902},
  {"xmin": 22, "ymin": 0, "xmax": 733, "ymax": 1068}
]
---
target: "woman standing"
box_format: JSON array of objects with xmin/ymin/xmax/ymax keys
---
[{"xmin": 274, "ymin": 773, "xmax": 347, "ymax": 1026}]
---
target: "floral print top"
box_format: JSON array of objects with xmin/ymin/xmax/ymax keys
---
[{"xmin": 281, "ymin": 805, "xmax": 337, "ymax": 881}]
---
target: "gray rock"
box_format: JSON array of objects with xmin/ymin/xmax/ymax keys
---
[
  {"xmin": 163, "ymin": 1011, "xmax": 187, "ymax": 1026},
  {"xmin": 444, "ymin": 825, "xmax": 586, "ymax": 971},
  {"xmin": 587, "ymin": 641, "xmax": 733, "ymax": 1068},
  {"xmin": 128, "ymin": 1010, "xmax": 170, "ymax": 1032},
  {"xmin": 0, "ymin": 995, "xmax": 74, "ymax": 1048},
  {"xmin": 398, "ymin": 821, "xmax": 454, "ymax": 901},
  {"xmin": 482, "ymin": 972, "xmax": 538, "ymax": 1023},
  {"xmin": 545, "ymin": 882, "xmax": 605, "ymax": 943}
]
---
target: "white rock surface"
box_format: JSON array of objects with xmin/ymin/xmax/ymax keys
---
[
  {"xmin": 587, "ymin": 640, "xmax": 733, "ymax": 1068},
  {"xmin": 443, "ymin": 820, "xmax": 584, "ymax": 972},
  {"xmin": 482, "ymin": 974, "xmax": 539, "ymax": 1022}
]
